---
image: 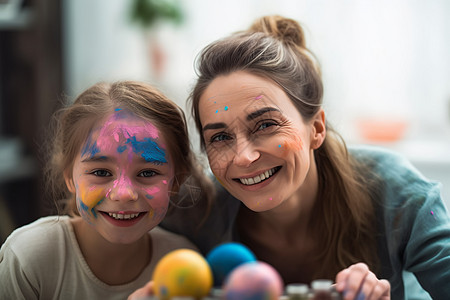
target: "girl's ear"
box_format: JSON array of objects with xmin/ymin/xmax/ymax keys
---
[
  {"xmin": 64, "ymin": 170, "xmax": 75, "ymax": 193},
  {"xmin": 310, "ymin": 109, "xmax": 326, "ymax": 150}
]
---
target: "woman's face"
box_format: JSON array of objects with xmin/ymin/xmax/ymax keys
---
[
  {"xmin": 198, "ymin": 71, "xmax": 324, "ymax": 211},
  {"xmin": 66, "ymin": 109, "xmax": 174, "ymax": 244}
]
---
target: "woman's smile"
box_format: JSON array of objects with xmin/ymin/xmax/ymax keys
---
[{"xmin": 234, "ymin": 166, "xmax": 282, "ymax": 186}]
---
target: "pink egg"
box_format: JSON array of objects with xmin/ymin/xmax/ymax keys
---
[{"xmin": 223, "ymin": 261, "xmax": 284, "ymax": 300}]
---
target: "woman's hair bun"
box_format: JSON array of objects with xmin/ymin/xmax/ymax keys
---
[{"xmin": 248, "ymin": 15, "xmax": 306, "ymax": 48}]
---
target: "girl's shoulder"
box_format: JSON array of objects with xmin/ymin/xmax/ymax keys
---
[{"xmin": 1, "ymin": 216, "xmax": 72, "ymax": 264}]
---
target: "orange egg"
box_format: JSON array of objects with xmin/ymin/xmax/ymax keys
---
[{"xmin": 152, "ymin": 249, "xmax": 213, "ymax": 299}]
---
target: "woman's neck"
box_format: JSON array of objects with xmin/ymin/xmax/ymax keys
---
[{"xmin": 71, "ymin": 217, "xmax": 151, "ymax": 285}]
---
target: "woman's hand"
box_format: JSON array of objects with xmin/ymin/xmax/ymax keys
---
[
  {"xmin": 335, "ymin": 263, "xmax": 390, "ymax": 300},
  {"xmin": 127, "ymin": 280, "xmax": 154, "ymax": 300}
]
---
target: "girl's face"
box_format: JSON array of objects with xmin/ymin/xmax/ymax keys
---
[
  {"xmin": 66, "ymin": 109, "xmax": 174, "ymax": 244},
  {"xmin": 198, "ymin": 71, "xmax": 325, "ymax": 212}
]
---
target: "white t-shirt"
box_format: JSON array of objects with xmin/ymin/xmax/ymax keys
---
[{"xmin": 0, "ymin": 216, "xmax": 197, "ymax": 299}]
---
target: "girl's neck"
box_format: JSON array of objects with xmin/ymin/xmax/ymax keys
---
[{"xmin": 71, "ymin": 217, "xmax": 151, "ymax": 285}]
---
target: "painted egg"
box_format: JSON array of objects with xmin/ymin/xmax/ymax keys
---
[
  {"xmin": 206, "ymin": 242, "xmax": 257, "ymax": 287},
  {"xmin": 223, "ymin": 261, "xmax": 284, "ymax": 300},
  {"xmin": 152, "ymin": 249, "xmax": 213, "ymax": 300}
]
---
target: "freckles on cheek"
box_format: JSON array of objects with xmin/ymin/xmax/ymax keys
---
[{"xmin": 77, "ymin": 183, "xmax": 105, "ymax": 218}]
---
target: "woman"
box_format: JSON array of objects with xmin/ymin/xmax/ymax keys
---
[{"xmin": 159, "ymin": 16, "xmax": 450, "ymax": 299}]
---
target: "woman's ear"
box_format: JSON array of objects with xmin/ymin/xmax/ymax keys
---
[
  {"xmin": 64, "ymin": 170, "xmax": 75, "ymax": 193},
  {"xmin": 310, "ymin": 109, "xmax": 326, "ymax": 150}
]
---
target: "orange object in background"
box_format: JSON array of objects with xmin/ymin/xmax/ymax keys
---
[{"xmin": 357, "ymin": 118, "xmax": 409, "ymax": 142}]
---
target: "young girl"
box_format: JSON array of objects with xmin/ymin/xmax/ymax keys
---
[
  {"xmin": 156, "ymin": 15, "xmax": 450, "ymax": 299},
  {"xmin": 0, "ymin": 81, "xmax": 213, "ymax": 299}
]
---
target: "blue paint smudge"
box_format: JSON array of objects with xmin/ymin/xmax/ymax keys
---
[
  {"xmin": 215, "ymin": 110, "xmax": 218, "ymax": 113},
  {"xmin": 117, "ymin": 145, "xmax": 127, "ymax": 153},
  {"xmin": 114, "ymin": 108, "xmax": 122, "ymax": 111},
  {"xmin": 79, "ymin": 199, "xmax": 102, "ymax": 218},
  {"xmin": 126, "ymin": 136, "xmax": 167, "ymax": 163},
  {"xmin": 81, "ymin": 136, "xmax": 100, "ymax": 158},
  {"xmin": 224, "ymin": 106, "xmax": 229, "ymax": 111},
  {"xmin": 146, "ymin": 194, "xmax": 154, "ymax": 200}
]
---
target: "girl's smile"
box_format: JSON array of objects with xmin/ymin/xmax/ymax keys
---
[{"xmin": 67, "ymin": 109, "xmax": 174, "ymax": 244}]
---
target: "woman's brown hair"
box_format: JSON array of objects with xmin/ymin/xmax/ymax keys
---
[
  {"xmin": 189, "ymin": 15, "xmax": 379, "ymax": 279},
  {"xmin": 45, "ymin": 81, "xmax": 214, "ymax": 217}
]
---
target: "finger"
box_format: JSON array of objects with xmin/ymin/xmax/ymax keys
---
[
  {"xmin": 342, "ymin": 263, "xmax": 369, "ymax": 300},
  {"xmin": 127, "ymin": 281, "xmax": 154, "ymax": 300},
  {"xmin": 335, "ymin": 268, "xmax": 351, "ymax": 292},
  {"xmin": 357, "ymin": 271, "xmax": 378, "ymax": 300},
  {"xmin": 366, "ymin": 279, "xmax": 390, "ymax": 300}
]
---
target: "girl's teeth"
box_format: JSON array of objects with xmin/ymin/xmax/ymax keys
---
[{"xmin": 108, "ymin": 212, "xmax": 140, "ymax": 220}]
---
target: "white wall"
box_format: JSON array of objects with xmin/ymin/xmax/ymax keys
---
[{"xmin": 63, "ymin": 0, "xmax": 450, "ymax": 208}]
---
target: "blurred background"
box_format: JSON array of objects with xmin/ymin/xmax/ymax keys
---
[{"xmin": 1, "ymin": 0, "xmax": 449, "ymax": 243}]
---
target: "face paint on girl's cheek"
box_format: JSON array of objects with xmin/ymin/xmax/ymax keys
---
[
  {"xmin": 77, "ymin": 183, "xmax": 106, "ymax": 219},
  {"xmin": 143, "ymin": 185, "xmax": 169, "ymax": 221}
]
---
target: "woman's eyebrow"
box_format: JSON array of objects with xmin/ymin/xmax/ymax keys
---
[
  {"xmin": 203, "ymin": 122, "xmax": 227, "ymax": 131},
  {"xmin": 246, "ymin": 107, "xmax": 281, "ymax": 121},
  {"xmin": 202, "ymin": 107, "xmax": 281, "ymax": 132}
]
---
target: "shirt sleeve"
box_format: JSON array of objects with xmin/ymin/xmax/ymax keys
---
[
  {"xmin": 401, "ymin": 182, "xmax": 450, "ymax": 299},
  {"xmin": 0, "ymin": 244, "xmax": 39, "ymax": 300}
]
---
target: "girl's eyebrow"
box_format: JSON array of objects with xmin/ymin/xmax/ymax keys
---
[{"xmin": 81, "ymin": 155, "xmax": 110, "ymax": 163}]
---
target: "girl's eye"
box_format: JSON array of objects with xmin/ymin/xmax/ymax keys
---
[
  {"xmin": 210, "ymin": 133, "xmax": 232, "ymax": 143},
  {"xmin": 138, "ymin": 170, "xmax": 157, "ymax": 177},
  {"xmin": 92, "ymin": 169, "xmax": 112, "ymax": 177}
]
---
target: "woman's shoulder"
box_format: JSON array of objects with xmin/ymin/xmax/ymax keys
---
[
  {"xmin": 349, "ymin": 144, "xmax": 430, "ymax": 182},
  {"xmin": 349, "ymin": 144, "xmax": 409, "ymax": 166}
]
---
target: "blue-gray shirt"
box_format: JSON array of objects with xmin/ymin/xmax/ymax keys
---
[{"xmin": 161, "ymin": 145, "xmax": 450, "ymax": 299}]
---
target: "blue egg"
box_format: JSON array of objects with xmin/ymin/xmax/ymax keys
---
[{"xmin": 206, "ymin": 242, "xmax": 257, "ymax": 287}]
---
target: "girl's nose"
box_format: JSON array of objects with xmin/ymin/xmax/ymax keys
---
[
  {"xmin": 232, "ymin": 137, "xmax": 261, "ymax": 167},
  {"xmin": 108, "ymin": 176, "xmax": 138, "ymax": 202}
]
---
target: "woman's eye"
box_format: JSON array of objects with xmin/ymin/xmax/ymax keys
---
[
  {"xmin": 138, "ymin": 170, "xmax": 157, "ymax": 177},
  {"xmin": 92, "ymin": 169, "xmax": 112, "ymax": 177},
  {"xmin": 210, "ymin": 133, "xmax": 232, "ymax": 143},
  {"xmin": 256, "ymin": 120, "xmax": 278, "ymax": 132}
]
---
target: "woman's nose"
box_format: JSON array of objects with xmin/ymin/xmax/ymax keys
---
[
  {"xmin": 232, "ymin": 137, "xmax": 261, "ymax": 167},
  {"xmin": 108, "ymin": 176, "xmax": 138, "ymax": 202}
]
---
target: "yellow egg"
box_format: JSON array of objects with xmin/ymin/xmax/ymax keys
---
[{"xmin": 152, "ymin": 249, "xmax": 213, "ymax": 299}]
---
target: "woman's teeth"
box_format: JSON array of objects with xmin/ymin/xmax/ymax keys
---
[
  {"xmin": 108, "ymin": 212, "xmax": 140, "ymax": 220},
  {"xmin": 239, "ymin": 167, "xmax": 278, "ymax": 185}
]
